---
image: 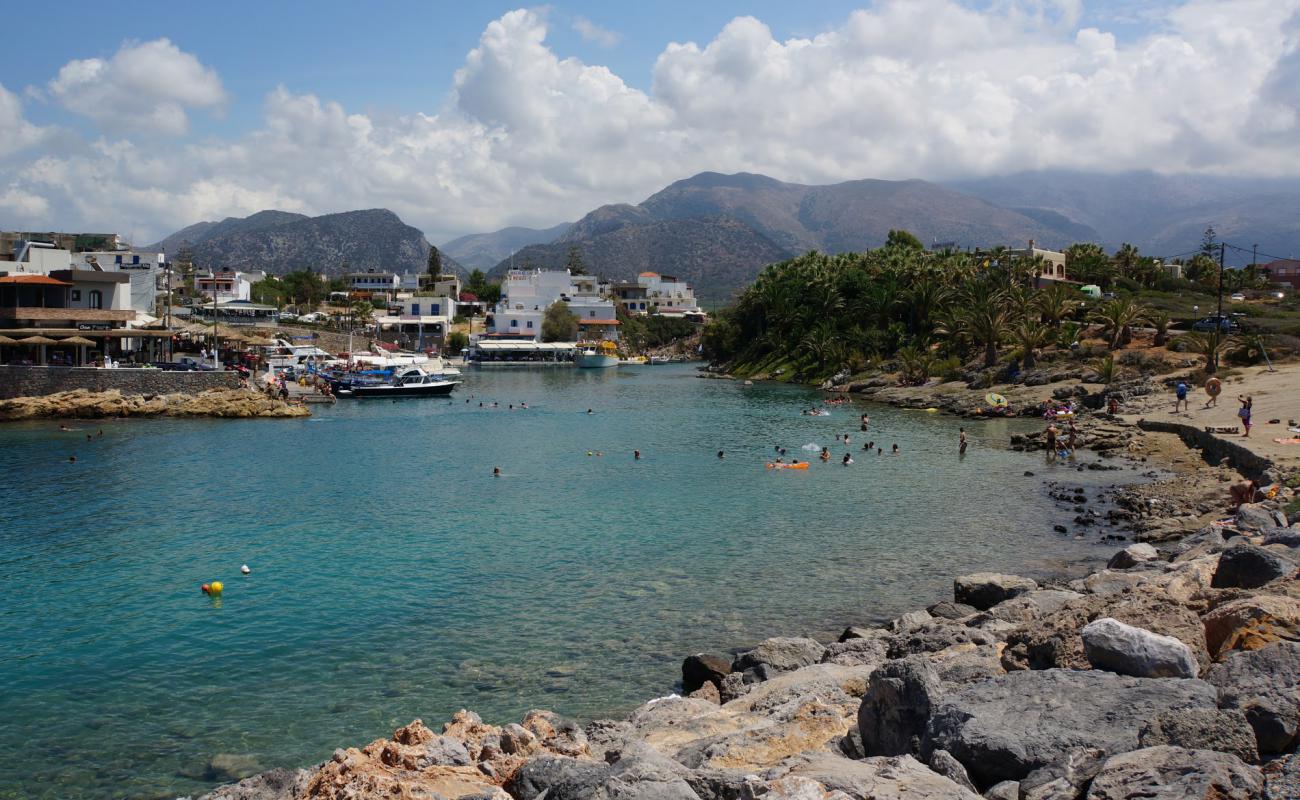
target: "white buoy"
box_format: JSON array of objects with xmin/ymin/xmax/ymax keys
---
[{"xmin": 240, "ymin": 564, "xmax": 251, "ymax": 575}]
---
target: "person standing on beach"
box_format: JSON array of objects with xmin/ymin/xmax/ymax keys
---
[
  {"xmin": 1238, "ymin": 395, "xmax": 1253, "ymax": 437},
  {"xmin": 959, "ymin": 428, "xmax": 968, "ymax": 455},
  {"xmin": 1204, "ymin": 376, "xmax": 1222, "ymax": 408},
  {"xmin": 1045, "ymin": 424, "xmax": 1058, "ymax": 458},
  {"xmin": 1174, "ymin": 381, "xmax": 1189, "ymax": 412}
]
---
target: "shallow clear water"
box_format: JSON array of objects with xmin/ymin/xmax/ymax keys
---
[{"xmin": 1, "ymin": 365, "xmax": 1126, "ymax": 799}]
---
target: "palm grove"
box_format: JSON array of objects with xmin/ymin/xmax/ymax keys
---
[{"xmin": 703, "ymin": 231, "xmax": 1270, "ymax": 385}]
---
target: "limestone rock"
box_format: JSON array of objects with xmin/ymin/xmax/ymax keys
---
[
  {"xmin": 1081, "ymin": 617, "xmax": 1198, "ymax": 678},
  {"xmin": 420, "ymin": 735, "xmax": 473, "ymax": 767},
  {"xmin": 522, "ymin": 710, "xmax": 591, "ymax": 758},
  {"xmin": 675, "ymin": 696, "xmax": 851, "ymax": 770},
  {"xmin": 885, "ymin": 621, "xmax": 999, "ymax": 658},
  {"xmin": 981, "ymin": 590, "xmax": 1083, "ymax": 625},
  {"xmin": 856, "ymin": 658, "xmax": 942, "ymax": 757},
  {"xmin": 926, "ymin": 749, "xmax": 977, "ymax": 794},
  {"xmin": 1108, "ymin": 542, "xmax": 1159, "ymax": 569},
  {"xmin": 1202, "ymin": 595, "xmax": 1300, "ymax": 659},
  {"xmin": 927, "ymin": 601, "xmax": 978, "ymax": 620},
  {"xmin": 781, "ymin": 753, "xmax": 982, "ymax": 800},
  {"xmin": 501, "ymin": 723, "xmax": 540, "ymax": 756},
  {"xmin": 732, "ymin": 637, "xmax": 825, "ymax": 676},
  {"xmin": 683, "ymin": 654, "xmax": 733, "ymax": 694},
  {"xmin": 820, "ymin": 636, "xmax": 888, "ymax": 668},
  {"xmin": 983, "ymin": 780, "xmax": 1019, "ymax": 800},
  {"xmin": 689, "ymin": 682, "xmax": 721, "ymax": 704},
  {"xmin": 507, "ymin": 754, "xmax": 611, "ymax": 800},
  {"xmin": 1137, "ymin": 708, "xmax": 1259, "ymax": 764},
  {"xmin": 1237, "ymin": 504, "xmax": 1285, "ymax": 532},
  {"xmin": 1207, "ymin": 641, "xmax": 1300, "ymax": 755},
  {"xmin": 1212, "ymin": 545, "xmax": 1296, "ymax": 589},
  {"xmin": 1017, "ymin": 747, "xmax": 1105, "ymax": 800},
  {"xmin": 1001, "ymin": 590, "xmax": 1210, "ymax": 673},
  {"xmin": 724, "ymin": 663, "xmax": 872, "ymax": 717},
  {"xmin": 922, "ymin": 669, "xmax": 1219, "ymax": 786},
  {"xmin": 953, "ymin": 573, "xmax": 1038, "ymax": 611},
  {"xmin": 1084, "ymin": 745, "xmax": 1263, "ymax": 800},
  {"xmin": 1262, "ymin": 752, "xmax": 1300, "ymax": 800},
  {"xmin": 198, "ymin": 767, "xmax": 311, "ymax": 800}
]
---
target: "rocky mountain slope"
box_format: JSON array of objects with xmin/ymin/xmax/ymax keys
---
[
  {"xmin": 489, "ymin": 173, "xmax": 1096, "ymax": 300},
  {"xmin": 442, "ymin": 222, "xmax": 572, "ymax": 271},
  {"xmin": 950, "ymin": 171, "xmax": 1300, "ymax": 259},
  {"xmin": 147, "ymin": 209, "xmax": 464, "ymax": 277}
]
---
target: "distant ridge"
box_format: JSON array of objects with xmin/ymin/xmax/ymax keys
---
[
  {"xmin": 489, "ymin": 172, "xmax": 1094, "ymax": 300},
  {"xmin": 147, "ymin": 209, "xmax": 464, "ymax": 276},
  {"xmin": 442, "ymin": 222, "xmax": 572, "ymax": 271}
]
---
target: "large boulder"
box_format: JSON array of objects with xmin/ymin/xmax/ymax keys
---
[
  {"xmin": 682, "ymin": 654, "xmax": 732, "ymax": 694},
  {"xmin": 674, "ymin": 696, "xmax": 851, "ymax": 770},
  {"xmin": 1084, "ymin": 745, "xmax": 1263, "ymax": 800},
  {"xmin": 1207, "ymin": 641, "xmax": 1300, "ymax": 755},
  {"xmin": 856, "ymin": 658, "xmax": 943, "ymax": 757},
  {"xmin": 732, "ymin": 637, "xmax": 825, "ymax": 676},
  {"xmin": 781, "ymin": 753, "xmax": 982, "ymax": 800},
  {"xmin": 820, "ymin": 636, "xmax": 888, "ymax": 668},
  {"xmin": 980, "ymin": 590, "xmax": 1083, "ymax": 625},
  {"xmin": 1017, "ymin": 747, "xmax": 1106, "ymax": 800},
  {"xmin": 1212, "ymin": 545, "xmax": 1296, "ymax": 589},
  {"xmin": 1202, "ymin": 595, "xmax": 1300, "ymax": 659},
  {"xmin": 884, "ymin": 621, "xmax": 999, "ymax": 658},
  {"xmin": 1236, "ymin": 504, "xmax": 1286, "ymax": 532},
  {"xmin": 1081, "ymin": 617, "xmax": 1198, "ymax": 678},
  {"xmin": 1263, "ymin": 752, "xmax": 1300, "ymax": 800},
  {"xmin": 1002, "ymin": 590, "xmax": 1209, "ymax": 673},
  {"xmin": 1108, "ymin": 543, "xmax": 1160, "ymax": 570},
  {"xmin": 922, "ymin": 669, "xmax": 1219, "ymax": 787},
  {"xmin": 725, "ymin": 663, "xmax": 873, "ymax": 717},
  {"xmin": 953, "ymin": 573, "xmax": 1038, "ymax": 611},
  {"xmin": 1137, "ymin": 708, "xmax": 1259, "ymax": 764},
  {"xmin": 507, "ymin": 755, "xmax": 611, "ymax": 800}
]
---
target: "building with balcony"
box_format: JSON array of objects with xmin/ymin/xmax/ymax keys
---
[
  {"xmin": 488, "ymin": 268, "xmax": 619, "ymax": 342},
  {"xmin": 1264, "ymin": 259, "xmax": 1300, "ymax": 289},
  {"xmin": 611, "ymin": 272, "xmax": 702, "ymax": 317},
  {"xmin": 195, "ymin": 269, "xmax": 261, "ymax": 303},
  {"xmin": 347, "ymin": 270, "xmax": 400, "ymax": 300}
]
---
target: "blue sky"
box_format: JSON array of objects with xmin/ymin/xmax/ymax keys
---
[{"xmin": 0, "ymin": 1, "xmax": 1294, "ymax": 242}]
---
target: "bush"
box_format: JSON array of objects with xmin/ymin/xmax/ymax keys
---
[
  {"xmin": 446, "ymin": 331, "xmax": 469, "ymax": 352},
  {"xmin": 929, "ymin": 355, "xmax": 963, "ymax": 380}
]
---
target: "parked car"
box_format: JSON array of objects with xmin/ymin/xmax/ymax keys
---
[
  {"xmin": 1191, "ymin": 315, "xmax": 1240, "ymax": 333},
  {"xmin": 1230, "ymin": 293, "xmax": 1246, "ymax": 302}
]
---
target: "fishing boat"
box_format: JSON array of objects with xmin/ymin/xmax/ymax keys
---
[
  {"xmin": 342, "ymin": 365, "xmax": 461, "ymax": 398},
  {"xmin": 575, "ymin": 341, "xmax": 619, "ymax": 369}
]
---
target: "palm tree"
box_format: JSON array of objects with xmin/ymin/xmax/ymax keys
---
[
  {"xmin": 895, "ymin": 346, "xmax": 932, "ymax": 386},
  {"xmin": 1009, "ymin": 318, "xmax": 1052, "ymax": 370},
  {"xmin": 961, "ymin": 290, "xmax": 1013, "ymax": 367},
  {"xmin": 350, "ymin": 300, "xmax": 374, "ymax": 331},
  {"xmin": 1114, "ymin": 243, "xmax": 1141, "ymax": 282},
  {"xmin": 1092, "ymin": 354, "xmax": 1119, "ymax": 385},
  {"xmin": 1035, "ymin": 284, "xmax": 1076, "ymax": 327},
  {"xmin": 1090, "ymin": 297, "xmax": 1147, "ymax": 349},
  {"xmin": 1180, "ymin": 331, "xmax": 1231, "ymax": 375},
  {"xmin": 1147, "ymin": 310, "xmax": 1172, "ymax": 347}
]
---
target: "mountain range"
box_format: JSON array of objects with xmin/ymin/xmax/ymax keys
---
[
  {"xmin": 147, "ymin": 170, "xmax": 1300, "ymax": 301},
  {"xmin": 146, "ymin": 209, "xmax": 464, "ymax": 277}
]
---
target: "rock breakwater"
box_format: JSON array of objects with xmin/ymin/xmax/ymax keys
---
[
  {"xmin": 199, "ymin": 493, "xmax": 1299, "ymax": 800},
  {"xmin": 0, "ymin": 388, "xmax": 309, "ymax": 420}
]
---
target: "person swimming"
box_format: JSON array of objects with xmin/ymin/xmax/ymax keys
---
[
  {"xmin": 892, "ymin": 443, "xmax": 899, "ymax": 454},
  {"xmin": 959, "ymin": 428, "xmax": 968, "ymax": 455},
  {"xmin": 634, "ymin": 450, "xmax": 641, "ymax": 459},
  {"xmin": 717, "ymin": 450, "xmax": 725, "ymax": 459},
  {"xmin": 842, "ymin": 453, "xmax": 853, "ymax": 465},
  {"xmin": 820, "ymin": 446, "xmax": 831, "ymax": 461},
  {"xmin": 492, "ymin": 467, "xmax": 501, "ymax": 477}
]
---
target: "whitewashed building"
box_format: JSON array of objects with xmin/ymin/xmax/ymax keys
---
[
  {"xmin": 611, "ymin": 272, "xmax": 702, "ymax": 316},
  {"xmin": 489, "ymin": 268, "xmax": 619, "ymax": 342},
  {"xmin": 196, "ymin": 269, "xmax": 260, "ymax": 303}
]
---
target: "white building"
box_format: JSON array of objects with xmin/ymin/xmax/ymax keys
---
[
  {"xmin": 348, "ymin": 270, "xmax": 400, "ymax": 298},
  {"xmin": 196, "ymin": 269, "xmax": 259, "ymax": 303},
  {"xmin": 489, "ymin": 268, "xmax": 619, "ymax": 341},
  {"xmin": 80, "ymin": 250, "xmax": 168, "ymax": 317},
  {"xmin": 611, "ymin": 272, "xmax": 702, "ymax": 316}
]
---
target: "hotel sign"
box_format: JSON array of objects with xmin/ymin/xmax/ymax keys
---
[{"xmin": 77, "ymin": 323, "xmax": 113, "ymax": 330}]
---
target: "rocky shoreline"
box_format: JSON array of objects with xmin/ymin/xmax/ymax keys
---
[
  {"xmin": 193, "ymin": 400, "xmax": 1299, "ymax": 800},
  {"xmin": 197, "ymin": 487, "xmax": 1298, "ymax": 800},
  {"xmin": 0, "ymin": 388, "xmax": 310, "ymax": 420}
]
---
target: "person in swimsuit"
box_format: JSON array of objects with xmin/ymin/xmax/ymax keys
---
[
  {"xmin": 1238, "ymin": 395, "xmax": 1253, "ymax": 437},
  {"xmin": 959, "ymin": 428, "xmax": 968, "ymax": 455}
]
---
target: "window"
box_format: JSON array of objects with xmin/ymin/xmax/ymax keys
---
[
  {"xmin": 88, "ymin": 290, "xmax": 102, "ymax": 309},
  {"xmin": 411, "ymin": 304, "xmax": 420, "ymax": 315},
  {"xmin": 589, "ymin": 310, "xmax": 595, "ymax": 317},
  {"xmin": 511, "ymin": 319, "xmax": 519, "ymax": 327},
  {"xmin": 71, "ymin": 289, "xmax": 81, "ymax": 301},
  {"xmin": 526, "ymin": 321, "xmax": 534, "ymax": 329}
]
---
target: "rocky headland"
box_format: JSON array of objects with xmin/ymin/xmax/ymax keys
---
[{"xmin": 0, "ymin": 388, "xmax": 310, "ymax": 420}]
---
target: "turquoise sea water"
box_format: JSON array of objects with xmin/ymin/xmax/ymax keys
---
[{"xmin": 1, "ymin": 365, "xmax": 1127, "ymax": 799}]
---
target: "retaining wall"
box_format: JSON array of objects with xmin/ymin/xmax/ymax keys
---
[
  {"xmin": 0, "ymin": 366, "xmax": 238, "ymax": 399},
  {"xmin": 1137, "ymin": 418, "xmax": 1275, "ymax": 478}
]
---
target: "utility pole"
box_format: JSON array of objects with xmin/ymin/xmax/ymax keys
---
[{"xmin": 1214, "ymin": 242, "xmax": 1226, "ymax": 373}]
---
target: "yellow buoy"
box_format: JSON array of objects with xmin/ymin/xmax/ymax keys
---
[{"xmin": 210, "ymin": 581, "xmax": 224, "ymax": 594}]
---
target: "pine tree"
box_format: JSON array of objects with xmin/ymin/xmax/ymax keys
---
[
  {"xmin": 427, "ymin": 246, "xmax": 443, "ymax": 281},
  {"xmin": 566, "ymin": 246, "xmax": 586, "ymax": 275}
]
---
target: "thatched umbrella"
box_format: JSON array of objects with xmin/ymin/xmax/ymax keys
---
[
  {"xmin": 60, "ymin": 336, "xmax": 97, "ymax": 346},
  {"xmin": 18, "ymin": 335, "xmax": 58, "ymax": 345},
  {"xmin": 0, "ymin": 334, "xmax": 17, "ymax": 345}
]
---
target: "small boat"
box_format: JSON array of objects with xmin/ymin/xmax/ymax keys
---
[
  {"xmin": 619, "ymin": 356, "xmax": 647, "ymax": 365},
  {"xmin": 575, "ymin": 341, "xmax": 619, "ymax": 369},
  {"xmin": 345, "ymin": 365, "xmax": 461, "ymax": 398}
]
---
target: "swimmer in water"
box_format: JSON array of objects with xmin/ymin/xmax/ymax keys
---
[
  {"xmin": 717, "ymin": 450, "xmax": 725, "ymax": 459},
  {"xmin": 959, "ymin": 428, "xmax": 968, "ymax": 455},
  {"xmin": 69, "ymin": 455, "xmax": 77, "ymax": 463},
  {"xmin": 587, "ymin": 408, "xmax": 594, "ymax": 414},
  {"xmin": 634, "ymin": 450, "xmax": 641, "ymax": 459},
  {"xmin": 59, "ymin": 424, "xmax": 71, "ymax": 431},
  {"xmin": 820, "ymin": 446, "xmax": 831, "ymax": 461},
  {"xmin": 492, "ymin": 467, "xmax": 501, "ymax": 477},
  {"xmin": 892, "ymin": 443, "xmax": 899, "ymax": 454},
  {"xmin": 842, "ymin": 453, "xmax": 853, "ymax": 465}
]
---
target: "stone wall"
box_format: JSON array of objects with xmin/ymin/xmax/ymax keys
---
[
  {"xmin": 1137, "ymin": 419, "xmax": 1275, "ymax": 478},
  {"xmin": 0, "ymin": 365, "xmax": 238, "ymax": 399}
]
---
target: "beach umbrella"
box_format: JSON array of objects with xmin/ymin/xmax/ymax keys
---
[
  {"xmin": 60, "ymin": 336, "xmax": 97, "ymax": 346},
  {"xmin": 18, "ymin": 335, "xmax": 58, "ymax": 345},
  {"xmin": 0, "ymin": 335, "xmax": 17, "ymax": 344}
]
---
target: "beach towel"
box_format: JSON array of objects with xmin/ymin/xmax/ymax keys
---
[{"xmin": 1272, "ymin": 437, "xmax": 1300, "ymax": 445}]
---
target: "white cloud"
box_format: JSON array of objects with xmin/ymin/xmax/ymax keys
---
[
  {"xmin": 48, "ymin": 38, "xmax": 225, "ymax": 135},
  {"xmin": 573, "ymin": 16, "xmax": 622, "ymax": 48},
  {"xmin": 0, "ymin": 82, "xmax": 51, "ymax": 158},
  {"xmin": 6, "ymin": 2, "xmax": 1300, "ymax": 245}
]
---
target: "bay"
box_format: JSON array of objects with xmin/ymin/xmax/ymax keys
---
[{"xmin": 0, "ymin": 365, "xmax": 1121, "ymax": 799}]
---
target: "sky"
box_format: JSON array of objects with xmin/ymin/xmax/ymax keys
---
[{"xmin": 1, "ymin": 0, "xmax": 1298, "ymax": 245}]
